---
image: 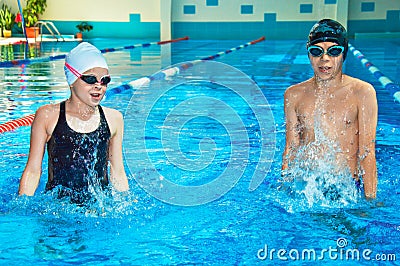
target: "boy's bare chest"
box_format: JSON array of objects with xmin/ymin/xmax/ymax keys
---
[{"xmin": 296, "ymin": 94, "xmax": 358, "ymax": 128}]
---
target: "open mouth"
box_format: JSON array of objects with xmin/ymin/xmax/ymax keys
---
[
  {"xmin": 90, "ymin": 93, "xmax": 102, "ymax": 99},
  {"xmin": 319, "ymin": 66, "xmax": 331, "ymax": 73}
]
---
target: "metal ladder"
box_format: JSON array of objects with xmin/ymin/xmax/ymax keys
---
[{"xmin": 34, "ymin": 21, "xmax": 65, "ymax": 42}]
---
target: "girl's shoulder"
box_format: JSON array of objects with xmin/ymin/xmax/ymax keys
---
[
  {"xmin": 35, "ymin": 102, "xmax": 60, "ymax": 121},
  {"xmin": 101, "ymin": 106, "xmax": 123, "ymax": 120},
  {"xmin": 101, "ymin": 106, "xmax": 124, "ymax": 136}
]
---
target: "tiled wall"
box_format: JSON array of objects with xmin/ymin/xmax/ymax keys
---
[{"xmin": 171, "ymin": 0, "xmax": 400, "ymax": 39}]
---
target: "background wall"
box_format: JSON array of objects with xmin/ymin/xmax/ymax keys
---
[{"xmin": 4, "ymin": 0, "xmax": 400, "ymax": 40}]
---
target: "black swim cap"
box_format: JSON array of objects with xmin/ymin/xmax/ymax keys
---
[{"xmin": 307, "ymin": 19, "xmax": 348, "ymax": 60}]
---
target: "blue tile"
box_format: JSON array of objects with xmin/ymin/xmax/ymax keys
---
[
  {"xmin": 241, "ymin": 5, "xmax": 253, "ymax": 14},
  {"xmin": 324, "ymin": 0, "xmax": 337, "ymax": 4},
  {"xmin": 300, "ymin": 4, "xmax": 313, "ymax": 13},
  {"xmin": 184, "ymin": 5, "xmax": 196, "ymax": 14},
  {"xmin": 206, "ymin": 0, "xmax": 218, "ymax": 6},
  {"xmin": 172, "ymin": 21, "xmax": 264, "ymax": 39},
  {"xmin": 361, "ymin": 2, "xmax": 375, "ymax": 12},
  {"xmin": 386, "ymin": 10, "xmax": 400, "ymax": 32}
]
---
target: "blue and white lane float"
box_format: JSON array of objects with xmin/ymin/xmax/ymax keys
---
[
  {"xmin": 0, "ymin": 36, "xmax": 189, "ymax": 68},
  {"xmin": 349, "ymin": 43, "xmax": 400, "ymax": 103},
  {"xmin": 0, "ymin": 36, "xmax": 265, "ymax": 133},
  {"xmin": 105, "ymin": 36, "xmax": 266, "ymax": 98}
]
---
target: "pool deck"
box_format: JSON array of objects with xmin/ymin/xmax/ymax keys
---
[{"xmin": 0, "ymin": 35, "xmax": 81, "ymax": 45}]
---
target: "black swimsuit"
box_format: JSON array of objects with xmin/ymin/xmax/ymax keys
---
[{"xmin": 46, "ymin": 101, "xmax": 111, "ymax": 203}]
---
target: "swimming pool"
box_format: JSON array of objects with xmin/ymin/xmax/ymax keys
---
[{"xmin": 0, "ymin": 37, "xmax": 399, "ymax": 265}]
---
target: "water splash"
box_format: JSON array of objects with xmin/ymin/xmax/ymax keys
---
[
  {"xmin": 7, "ymin": 182, "xmax": 149, "ymax": 219},
  {"xmin": 280, "ymin": 140, "xmax": 360, "ymax": 211}
]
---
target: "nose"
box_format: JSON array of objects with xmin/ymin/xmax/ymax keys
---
[
  {"xmin": 320, "ymin": 53, "xmax": 330, "ymax": 60},
  {"xmin": 93, "ymin": 83, "xmax": 103, "ymax": 90}
]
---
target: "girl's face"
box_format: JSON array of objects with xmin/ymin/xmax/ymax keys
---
[{"xmin": 71, "ymin": 67, "xmax": 110, "ymax": 107}]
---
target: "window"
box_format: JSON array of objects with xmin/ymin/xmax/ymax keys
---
[
  {"xmin": 206, "ymin": 0, "xmax": 218, "ymax": 6},
  {"xmin": 361, "ymin": 2, "xmax": 375, "ymax": 12},
  {"xmin": 241, "ymin": 5, "xmax": 253, "ymax": 15},
  {"xmin": 184, "ymin": 5, "xmax": 196, "ymax": 14},
  {"xmin": 300, "ymin": 4, "xmax": 313, "ymax": 13}
]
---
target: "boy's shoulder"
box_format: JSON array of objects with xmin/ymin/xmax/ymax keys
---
[
  {"xmin": 344, "ymin": 75, "xmax": 375, "ymax": 95},
  {"xmin": 285, "ymin": 78, "xmax": 313, "ymax": 97}
]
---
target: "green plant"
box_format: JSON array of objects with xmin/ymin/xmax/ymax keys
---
[
  {"xmin": 76, "ymin": 22, "xmax": 93, "ymax": 33},
  {"xmin": 0, "ymin": 4, "xmax": 15, "ymax": 30},
  {"xmin": 23, "ymin": 0, "xmax": 47, "ymax": 27}
]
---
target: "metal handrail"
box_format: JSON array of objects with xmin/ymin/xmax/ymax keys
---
[{"xmin": 34, "ymin": 21, "xmax": 65, "ymax": 42}]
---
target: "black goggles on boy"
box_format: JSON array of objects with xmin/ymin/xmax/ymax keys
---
[
  {"xmin": 65, "ymin": 62, "xmax": 111, "ymax": 85},
  {"xmin": 307, "ymin": 45, "xmax": 344, "ymax": 57}
]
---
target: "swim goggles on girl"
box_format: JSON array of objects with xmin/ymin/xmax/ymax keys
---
[
  {"xmin": 307, "ymin": 45, "xmax": 344, "ymax": 57},
  {"xmin": 65, "ymin": 62, "xmax": 111, "ymax": 85}
]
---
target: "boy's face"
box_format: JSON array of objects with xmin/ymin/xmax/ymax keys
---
[{"xmin": 308, "ymin": 41, "xmax": 344, "ymax": 81}]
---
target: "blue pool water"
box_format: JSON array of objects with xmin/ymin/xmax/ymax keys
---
[{"xmin": 0, "ymin": 38, "xmax": 400, "ymax": 265}]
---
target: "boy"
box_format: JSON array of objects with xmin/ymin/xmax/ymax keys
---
[{"xmin": 282, "ymin": 19, "xmax": 378, "ymax": 199}]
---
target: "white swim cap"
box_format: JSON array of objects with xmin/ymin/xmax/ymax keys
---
[{"xmin": 64, "ymin": 42, "xmax": 108, "ymax": 85}]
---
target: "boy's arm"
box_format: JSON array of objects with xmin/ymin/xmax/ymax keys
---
[
  {"xmin": 282, "ymin": 88, "xmax": 300, "ymax": 171},
  {"xmin": 358, "ymin": 83, "xmax": 378, "ymax": 199}
]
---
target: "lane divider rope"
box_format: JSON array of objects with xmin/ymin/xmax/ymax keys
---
[
  {"xmin": 0, "ymin": 114, "xmax": 35, "ymax": 134},
  {"xmin": 0, "ymin": 37, "xmax": 266, "ymax": 134},
  {"xmin": 0, "ymin": 36, "xmax": 189, "ymax": 68},
  {"xmin": 349, "ymin": 43, "xmax": 400, "ymax": 103},
  {"xmin": 106, "ymin": 36, "xmax": 266, "ymax": 97}
]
